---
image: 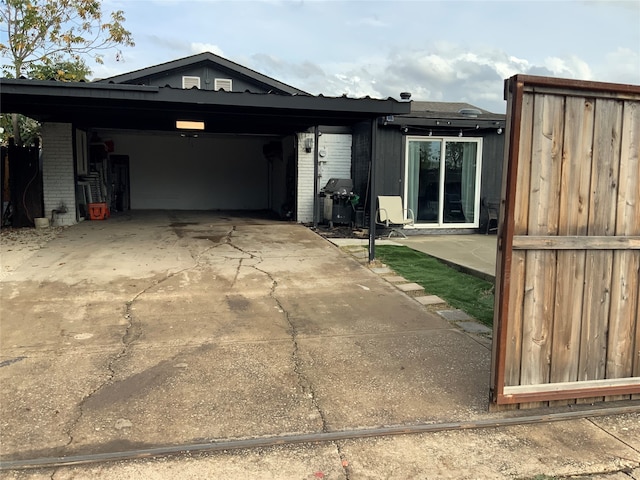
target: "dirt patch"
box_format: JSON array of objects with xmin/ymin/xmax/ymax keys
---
[{"xmin": 0, "ymin": 226, "xmax": 66, "ymax": 280}]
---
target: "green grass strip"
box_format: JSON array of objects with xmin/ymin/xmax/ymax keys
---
[{"xmin": 375, "ymin": 245, "xmax": 495, "ymax": 326}]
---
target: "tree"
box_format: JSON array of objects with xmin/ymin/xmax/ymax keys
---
[
  {"xmin": 0, "ymin": 0, "xmax": 134, "ymax": 144},
  {"xmin": 28, "ymin": 58, "xmax": 91, "ymax": 81},
  {"xmin": 0, "ymin": 58, "xmax": 90, "ymax": 145}
]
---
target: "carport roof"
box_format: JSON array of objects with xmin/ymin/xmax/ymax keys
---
[{"xmin": 0, "ymin": 78, "xmax": 411, "ymax": 135}]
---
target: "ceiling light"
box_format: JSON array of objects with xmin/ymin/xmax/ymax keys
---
[{"xmin": 176, "ymin": 120, "xmax": 205, "ymax": 130}]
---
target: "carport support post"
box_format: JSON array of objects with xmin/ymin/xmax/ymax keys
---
[
  {"xmin": 368, "ymin": 118, "xmax": 377, "ymax": 262},
  {"xmin": 312, "ymin": 126, "xmax": 320, "ymax": 228}
]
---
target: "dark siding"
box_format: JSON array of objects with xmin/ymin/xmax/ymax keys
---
[
  {"xmin": 352, "ymin": 124, "xmax": 405, "ymax": 216},
  {"xmin": 128, "ymin": 65, "xmax": 271, "ymax": 93},
  {"xmin": 367, "ymin": 125, "xmax": 505, "ymax": 233},
  {"xmin": 375, "ymin": 128, "xmax": 404, "ymax": 197},
  {"xmin": 479, "ymin": 131, "xmax": 505, "ymax": 231},
  {"xmin": 352, "ymin": 121, "xmax": 372, "ymax": 210},
  {"xmin": 480, "ymin": 131, "xmax": 505, "ymax": 200}
]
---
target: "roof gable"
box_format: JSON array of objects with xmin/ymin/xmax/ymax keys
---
[{"xmin": 96, "ymin": 51, "xmax": 308, "ymax": 96}]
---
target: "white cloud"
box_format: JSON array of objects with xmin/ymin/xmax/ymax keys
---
[
  {"xmin": 543, "ymin": 56, "xmax": 593, "ymax": 80},
  {"xmin": 346, "ymin": 15, "xmax": 388, "ymax": 28},
  {"xmin": 599, "ymin": 47, "xmax": 640, "ymax": 84},
  {"xmin": 582, "ymin": 0, "xmax": 640, "ymax": 12},
  {"xmin": 92, "ymin": 1, "xmax": 638, "ymax": 114},
  {"xmin": 190, "ymin": 43, "xmax": 224, "ymax": 56}
]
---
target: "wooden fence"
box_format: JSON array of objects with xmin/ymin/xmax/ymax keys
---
[{"xmin": 491, "ymin": 75, "xmax": 640, "ymax": 408}]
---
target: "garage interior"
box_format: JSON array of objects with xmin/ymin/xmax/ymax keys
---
[{"xmin": 83, "ymin": 129, "xmax": 296, "ymax": 217}]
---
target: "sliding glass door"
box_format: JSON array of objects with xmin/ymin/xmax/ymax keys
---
[{"xmin": 405, "ymin": 137, "xmax": 482, "ymax": 228}]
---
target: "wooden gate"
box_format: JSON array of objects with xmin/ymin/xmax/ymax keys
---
[{"xmin": 491, "ymin": 75, "xmax": 640, "ymax": 407}]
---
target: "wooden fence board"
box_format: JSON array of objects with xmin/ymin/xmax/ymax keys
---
[
  {"xmin": 504, "ymin": 92, "xmax": 535, "ymax": 391},
  {"xmin": 512, "ymin": 236, "xmax": 640, "ymax": 249},
  {"xmin": 550, "ymin": 97, "xmax": 594, "ymax": 399},
  {"xmin": 492, "ymin": 75, "xmax": 640, "ymax": 408},
  {"xmin": 606, "ymin": 100, "xmax": 640, "ymax": 400},
  {"xmin": 634, "ymin": 282, "xmax": 640, "ymax": 400},
  {"xmin": 577, "ymin": 98, "xmax": 623, "ymax": 404},
  {"xmin": 519, "ymin": 94, "xmax": 564, "ymax": 407}
]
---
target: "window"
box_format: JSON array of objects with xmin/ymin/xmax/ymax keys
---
[
  {"xmin": 214, "ymin": 78, "xmax": 232, "ymax": 91},
  {"xmin": 182, "ymin": 76, "xmax": 201, "ymax": 89},
  {"xmin": 405, "ymin": 136, "xmax": 482, "ymax": 228}
]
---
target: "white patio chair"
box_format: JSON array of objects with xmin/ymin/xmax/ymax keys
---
[{"xmin": 376, "ymin": 196, "xmax": 414, "ymax": 238}]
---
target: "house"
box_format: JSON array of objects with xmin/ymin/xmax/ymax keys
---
[
  {"xmin": 0, "ymin": 52, "xmax": 410, "ymax": 226},
  {"xmin": 353, "ymin": 101, "xmax": 506, "ymax": 234},
  {"xmin": 2, "ymin": 52, "xmax": 506, "ymax": 235}
]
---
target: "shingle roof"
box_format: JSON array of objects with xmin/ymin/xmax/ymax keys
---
[{"xmin": 409, "ymin": 101, "xmax": 504, "ymax": 119}]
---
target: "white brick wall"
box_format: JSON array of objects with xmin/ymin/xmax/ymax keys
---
[
  {"xmin": 296, "ymin": 133, "xmax": 316, "ymax": 223},
  {"xmin": 296, "ymin": 132, "xmax": 352, "ymax": 223},
  {"xmin": 41, "ymin": 123, "xmax": 76, "ymax": 225}
]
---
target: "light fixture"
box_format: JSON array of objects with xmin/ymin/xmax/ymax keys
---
[
  {"xmin": 497, "ymin": 127, "xmax": 503, "ymax": 135},
  {"xmin": 304, "ymin": 137, "xmax": 313, "ymax": 153},
  {"xmin": 176, "ymin": 120, "xmax": 205, "ymax": 130},
  {"xmin": 402, "ymin": 127, "xmax": 408, "ymax": 133},
  {"xmin": 458, "ymin": 130, "xmax": 463, "ymax": 137},
  {"xmin": 428, "ymin": 130, "xmax": 433, "ymax": 136}
]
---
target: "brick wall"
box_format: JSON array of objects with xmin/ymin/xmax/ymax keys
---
[
  {"xmin": 41, "ymin": 123, "xmax": 76, "ymax": 225},
  {"xmin": 296, "ymin": 133, "xmax": 315, "ymax": 223}
]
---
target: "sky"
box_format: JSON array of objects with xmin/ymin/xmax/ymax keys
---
[{"xmin": 85, "ymin": 0, "xmax": 640, "ymax": 113}]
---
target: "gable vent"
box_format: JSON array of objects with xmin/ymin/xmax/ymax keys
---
[
  {"xmin": 215, "ymin": 78, "xmax": 233, "ymax": 91},
  {"xmin": 182, "ymin": 76, "xmax": 201, "ymax": 89}
]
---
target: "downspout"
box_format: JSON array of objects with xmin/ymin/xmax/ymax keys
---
[
  {"xmin": 368, "ymin": 118, "xmax": 377, "ymax": 262},
  {"xmin": 312, "ymin": 126, "xmax": 320, "ymax": 227},
  {"xmin": 71, "ymin": 126, "xmax": 79, "ymax": 223}
]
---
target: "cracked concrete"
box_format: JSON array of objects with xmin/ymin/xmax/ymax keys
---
[{"xmin": 1, "ymin": 211, "xmax": 639, "ymax": 479}]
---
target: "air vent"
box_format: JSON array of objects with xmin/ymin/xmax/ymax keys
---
[
  {"xmin": 214, "ymin": 78, "xmax": 232, "ymax": 91},
  {"xmin": 458, "ymin": 108, "xmax": 482, "ymax": 117},
  {"xmin": 182, "ymin": 76, "xmax": 201, "ymax": 89}
]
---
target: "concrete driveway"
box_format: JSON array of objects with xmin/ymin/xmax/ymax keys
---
[
  {"xmin": 0, "ymin": 211, "xmax": 490, "ymax": 459},
  {"xmin": 2, "ymin": 211, "xmax": 639, "ymax": 479}
]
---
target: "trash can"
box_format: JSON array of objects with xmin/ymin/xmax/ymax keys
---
[{"xmin": 320, "ymin": 178, "xmax": 358, "ymax": 228}]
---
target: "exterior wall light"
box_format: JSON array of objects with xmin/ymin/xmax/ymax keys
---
[{"xmin": 304, "ymin": 137, "xmax": 313, "ymax": 153}]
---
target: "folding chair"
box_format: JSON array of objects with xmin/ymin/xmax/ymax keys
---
[
  {"xmin": 376, "ymin": 196, "xmax": 414, "ymax": 238},
  {"xmin": 482, "ymin": 197, "xmax": 499, "ymax": 235}
]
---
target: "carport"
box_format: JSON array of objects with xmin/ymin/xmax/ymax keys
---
[{"xmin": 0, "ymin": 78, "xmax": 410, "ymax": 224}]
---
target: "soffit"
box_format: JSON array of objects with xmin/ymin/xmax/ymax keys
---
[{"xmin": 0, "ymin": 79, "xmax": 411, "ymax": 135}]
